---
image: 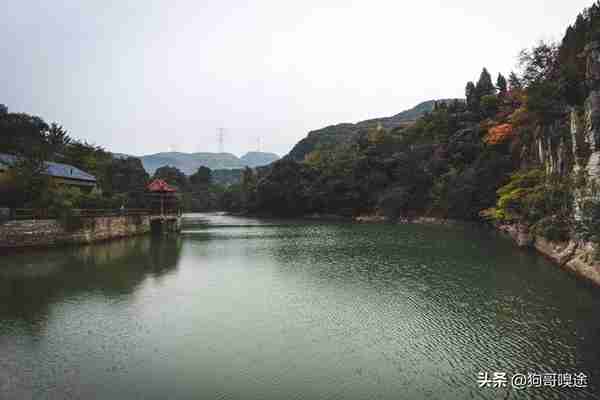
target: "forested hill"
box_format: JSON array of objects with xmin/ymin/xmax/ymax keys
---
[
  {"xmin": 286, "ymin": 99, "xmax": 461, "ymax": 161},
  {"xmin": 227, "ymin": 0, "xmax": 600, "ymax": 255}
]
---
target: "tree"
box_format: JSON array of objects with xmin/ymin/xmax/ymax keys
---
[
  {"xmin": 496, "ymin": 73, "xmax": 508, "ymax": 96},
  {"xmin": 241, "ymin": 167, "xmax": 258, "ymax": 208},
  {"xmin": 367, "ymin": 126, "xmax": 386, "ymax": 145},
  {"xmin": 61, "ymin": 139, "xmax": 111, "ymax": 180},
  {"xmin": 0, "ymin": 104, "xmax": 7, "ymax": 115},
  {"xmin": 0, "ymin": 113, "xmax": 51, "ymax": 159},
  {"xmin": 485, "ymin": 169, "xmax": 573, "ymax": 240},
  {"xmin": 190, "ymin": 166, "xmax": 212, "ymax": 185},
  {"xmin": 517, "ymin": 43, "xmax": 565, "ymax": 124},
  {"xmin": 4, "ymin": 156, "xmax": 50, "ymax": 207},
  {"xmin": 102, "ymin": 157, "xmax": 149, "ymax": 207},
  {"xmin": 304, "ymin": 149, "xmax": 325, "ymax": 168},
  {"xmin": 46, "ymin": 123, "xmax": 71, "ymax": 156},
  {"xmin": 525, "ymin": 80, "xmax": 564, "ymax": 124},
  {"xmin": 518, "ymin": 42, "xmax": 559, "ymax": 86},
  {"xmin": 485, "ymin": 123, "xmax": 515, "ymax": 145},
  {"xmin": 0, "ymin": 112, "xmax": 53, "ymax": 207},
  {"xmin": 476, "ymin": 68, "xmax": 496, "ymax": 97},
  {"xmin": 241, "ymin": 167, "xmax": 256, "ymax": 187},
  {"xmin": 153, "ymin": 166, "xmax": 189, "ymax": 192},
  {"xmin": 465, "ymin": 81, "xmax": 477, "ymax": 112},
  {"xmin": 508, "ymin": 72, "xmax": 522, "ymax": 91},
  {"xmin": 480, "ymin": 95, "xmax": 500, "ymax": 118},
  {"xmin": 251, "ymin": 160, "xmax": 316, "ymax": 216}
]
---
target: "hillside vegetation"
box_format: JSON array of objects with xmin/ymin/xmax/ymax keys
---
[
  {"xmin": 227, "ymin": 1, "xmax": 600, "ymax": 254},
  {"xmin": 0, "ymin": 110, "xmax": 150, "ymax": 212},
  {"xmin": 286, "ymin": 100, "xmax": 459, "ymax": 162}
]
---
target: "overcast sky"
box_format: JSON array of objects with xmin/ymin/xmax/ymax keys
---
[{"xmin": 1, "ymin": 1, "xmax": 592, "ymax": 157}]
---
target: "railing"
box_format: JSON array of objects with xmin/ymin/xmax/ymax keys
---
[{"xmin": 11, "ymin": 208, "xmax": 152, "ymax": 220}]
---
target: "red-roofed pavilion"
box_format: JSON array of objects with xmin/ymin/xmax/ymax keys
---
[{"xmin": 146, "ymin": 179, "xmax": 179, "ymax": 216}]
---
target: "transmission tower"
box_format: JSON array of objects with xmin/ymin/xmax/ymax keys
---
[{"xmin": 217, "ymin": 128, "xmax": 225, "ymax": 153}]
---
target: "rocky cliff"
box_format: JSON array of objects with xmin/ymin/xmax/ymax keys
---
[
  {"xmin": 498, "ymin": 41, "xmax": 600, "ymax": 286},
  {"xmin": 532, "ymin": 42, "xmax": 600, "ymax": 183}
]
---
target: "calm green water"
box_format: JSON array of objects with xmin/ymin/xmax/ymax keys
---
[{"xmin": 1, "ymin": 213, "xmax": 599, "ymax": 399}]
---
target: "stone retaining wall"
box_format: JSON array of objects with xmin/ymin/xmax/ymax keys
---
[{"xmin": 0, "ymin": 215, "xmax": 151, "ymax": 249}]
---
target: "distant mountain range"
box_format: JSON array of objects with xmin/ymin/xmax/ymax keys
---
[
  {"xmin": 287, "ymin": 99, "xmax": 461, "ymax": 161},
  {"xmin": 114, "ymin": 100, "xmax": 455, "ymax": 176},
  {"xmin": 115, "ymin": 151, "xmax": 280, "ymax": 175}
]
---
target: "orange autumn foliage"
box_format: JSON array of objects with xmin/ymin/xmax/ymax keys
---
[{"xmin": 485, "ymin": 123, "xmax": 515, "ymax": 145}]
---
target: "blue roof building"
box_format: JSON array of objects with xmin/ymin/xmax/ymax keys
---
[{"xmin": 0, "ymin": 153, "xmax": 97, "ymax": 188}]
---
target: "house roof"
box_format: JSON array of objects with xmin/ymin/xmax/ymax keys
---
[{"xmin": 0, "ymin": 153, "xmax": 97, "ymax": 182}]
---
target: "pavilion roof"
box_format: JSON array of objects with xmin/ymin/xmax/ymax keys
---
[{"xmin": 146, "ymin": 179, "xmax": 177, "ymax": 193}]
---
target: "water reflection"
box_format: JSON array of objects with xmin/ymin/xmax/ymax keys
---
[{"xmin": 0, "ymin": 237, "xmax": 182, "ymax": 332}]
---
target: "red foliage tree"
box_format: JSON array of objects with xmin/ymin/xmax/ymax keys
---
[{"xmin": 485, "ymin": 123, "xmax": 515, "ymax": 145}]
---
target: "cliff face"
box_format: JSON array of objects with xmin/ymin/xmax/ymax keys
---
[
  {"xmin": 580, "ymin": 42, "xmax": 600, "ymax": 182},
  {"xmin": 491, "ymin": 41, "xmax": 600, "ymax": 286},
  {"xmin": 531, "ymin": 42, "xmax": 600, "ymax": 191},
  {"xmin": 528, "ymin": 121, "xmax": 572, "ymax": 176}
]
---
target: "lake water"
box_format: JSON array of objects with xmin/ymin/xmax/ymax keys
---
[{"xmin": 1, "ymin": 213, "xmax": 599, "ymax": 399}]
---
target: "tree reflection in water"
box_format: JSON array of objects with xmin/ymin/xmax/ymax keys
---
[{"xmin": 0, "ymin": 237, "xmax": 183, "ymax": 335}]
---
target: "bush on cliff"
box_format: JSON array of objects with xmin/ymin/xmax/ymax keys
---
[{"xmin": 483, "ymin": 169, "xmax": 573, "ymax": 241}]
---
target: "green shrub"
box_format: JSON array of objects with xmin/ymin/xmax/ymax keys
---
[
  {"xmin": 377, "ymin": 186, "xmax": 412, "ymax": 219},
  {"xmin": 46, "ymin": 186, "xmax": 83, "ymax": 217},
  {"xmin": 532, "ymin": 215, "xmax": 571, "ymax": 242},
  {"xmin": 574, "ymin": 195, "xmax": 600, "ymax": 243},
  {"xmin": 487, "ymin": 169, "xmax": 574, "ymax": 240},
  {"xmin": 480, "ymin": 95, "xmax": 499, "ymax": 118}
]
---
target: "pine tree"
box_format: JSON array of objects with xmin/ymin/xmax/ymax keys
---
[
  {"xmin": 508, "ymin": 72, "xmax": 522, "ymax": 91},
  {"xmin": 476, "ymin": 68, "xmax": 496, "ymax": 97},
  {"xmin": 496, "ymin": 73, "xmax": 508, "ymax": 96},
  {"xmin": 465, "ymin": 81, "xmax": 477, "ymax": 112}
]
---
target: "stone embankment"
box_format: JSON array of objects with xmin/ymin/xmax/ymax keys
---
[{"xmin": 0, "ymin": 215, "xmax": 151, "ymax": 250}]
